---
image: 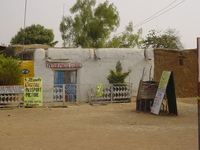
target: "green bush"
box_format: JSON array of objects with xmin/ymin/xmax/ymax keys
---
[
  {"xmin": 107, "ymin": 61, "xmax": 130, "ymax": 84},
  {"xmin": 0, "ymin": 54, "xmax": 23, "ymax": 85}
]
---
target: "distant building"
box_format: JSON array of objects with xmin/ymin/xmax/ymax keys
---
[{"xmin": 0, "ymin": 45, "xmax": 6, "ymax": 54}]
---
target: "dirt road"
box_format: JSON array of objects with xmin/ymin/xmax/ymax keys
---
[{"xmin": 0, "ymin": 98, "xmax": 198, "ymax": 150}]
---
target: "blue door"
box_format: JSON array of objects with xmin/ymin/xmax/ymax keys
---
[
  {"xmin": 54, "ymin": 71, "xmax": 66, "ymax": 84},
  {"xmin": 54, "ymin": 70, "xmax": 77, "ymax": 102}
]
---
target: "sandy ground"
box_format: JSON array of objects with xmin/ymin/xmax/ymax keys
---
[{"xmin": 0, "ymin": 97, "xmax": 198, "ymax": 150}]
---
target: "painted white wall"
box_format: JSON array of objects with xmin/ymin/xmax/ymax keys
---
[
  {"xmin": 34, "ymin": 49, "xmax": 54, "ymax": 102},
  {"xmin": 34, "ymin": 48, "xmax": 154, "ymax": 102}
]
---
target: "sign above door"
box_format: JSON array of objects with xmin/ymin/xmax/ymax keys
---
[{"xmin": 46, "ymin": 62, "xmax": 82, "ymax": 68}]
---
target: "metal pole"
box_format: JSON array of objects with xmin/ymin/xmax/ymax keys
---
[
  {"xmin": 197, "ymin": 37, "xmax": 200, "ymax": 150},
  {"xmin": 23, "ymin": 0, "xmax": 27, "ymax": 42},
  {"xmin": 198, "ymin": 99, "xmax": 200, "ymax": 150},
  {"xmin": 62, "ymin": 4, "xmax": 66, "ymax": 47},
  {"xmin": 24, "ymin": 0, "xmax": 27, "ymax": 30},
  {"xmin": 23, "ymin": 0, "xmax": 27, "ymax": 60}
]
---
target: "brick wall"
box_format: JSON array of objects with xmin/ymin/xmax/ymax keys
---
[{"xmin": 154, "ymin": 49, "xmax": 197, "ymax": 98}]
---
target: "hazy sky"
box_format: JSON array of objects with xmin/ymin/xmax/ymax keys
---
[{"xmin": 0, "ymin": 0, "xmax": 199, "ymax": 49}]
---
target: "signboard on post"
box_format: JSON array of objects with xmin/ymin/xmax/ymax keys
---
[
  {"xmin": 151, "ymin": 71, "xmax": 177, "ymax": 115},
  {"xmin": 24, "ymin": 77, "xmax": 43, "ymax": 107},
  {"xmin": 197, "ymin": 37, "xmax": 200, "ymax": 150}
]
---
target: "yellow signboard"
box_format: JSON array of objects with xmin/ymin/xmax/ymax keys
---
[
  {"xmin": 24, "ymin": 77, "xmax": 43, "ymax": 107},
  {"xmin": 20, "ymin": 61, "xmax": 34, "ymax": 85}
]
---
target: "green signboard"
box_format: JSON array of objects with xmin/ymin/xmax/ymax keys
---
[
  {"xmin": 158, "ymin": 71, "xmax": 171, "ymax": 90},
  {"xmin": 24, "ymin": 77, "xmax": 43, "ymax": 107},
  {"xmin": 96, "ymin": 84, "xmax": 103, "ymax": 97}
]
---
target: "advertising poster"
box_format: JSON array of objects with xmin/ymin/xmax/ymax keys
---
[
  {"xmin": 96, "ymin": 84, "xmax": 103, "ymax": 97},
  {"xmin": 151, "ymin": 71, "xmax": 171, "ymax": 115},
  {"xmin": 24, "ymin": 77, "xmax": 43, "ymax": 107},
  {"xmin": 0, "ymin": 86, "xmax": 24, "ymax": 94}
]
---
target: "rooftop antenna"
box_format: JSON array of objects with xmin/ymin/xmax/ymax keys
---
[
  {"xmin": 23, "ymin": 0, "xmax": 27, "ymax": 33},
  {"xmin": 63, "ymin": 3, "xmax": 65, "ymax": 16},
  {"xmin": 22, "ymin": 0, "xmax": 27, "ymax": 60},
  {"xmin": 62, "ymin": 3, "xmax": 66, "ymax": 47}
]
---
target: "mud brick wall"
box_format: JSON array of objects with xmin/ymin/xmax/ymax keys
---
[{"xmin": 154, "ymin": 49, "xmax": 197, "ymax": 98}]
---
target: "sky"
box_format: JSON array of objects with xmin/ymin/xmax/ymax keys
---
[{"xmin": 0, "ymin": 0, "xmax": 199, "ymax": 49}]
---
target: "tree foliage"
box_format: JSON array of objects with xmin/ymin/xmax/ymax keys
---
[
  {"xmin": 11, "ymin": 24, "xmax": 58, "ymax": 46},
  {"xmin": 107, "ymin": 61, "xmax": 130, "ymax": 84},
  {"xmin": 106, "ymin": 22, "xmax": 143, "ymax": 48},
  {"xmin": 60, "ymin": 0, "xmax": 120, "ymax": 48},
  {"xmin": 0, "ymin": 54, "xmax": 23, "ymax": 85},
  {"xmin": 143, "ymin": 28, "xmax": 183, "ymax": 50}
]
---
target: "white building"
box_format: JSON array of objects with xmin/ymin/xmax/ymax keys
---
[{"xmin": 34, "ymin": 48, "xmax": 154, "ymax": 103}]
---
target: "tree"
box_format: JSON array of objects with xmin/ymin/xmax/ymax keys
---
[
  {"xmin": 60, "ymin": 0, "xmax": 120, "ymax": 48},
  {"xmin": 107, "ymin": 61, "xmax": 130, "ymax": 84},
  {"xmin": 143, "ymin": 28, "xmax": 184, "ymax": 50},
  {"xmin": 10, "ymin": 24, "xmax": 58, "ymax": 46},
  {"xmin": 115, "ymin": 60, "xmax": 122, "ymax": 73},
  {"xmin": 0, "ymin": 54, "xmax": 23, "ymax": 85},
  {"xmin": 106, "ymin": 22, "xmax": 143, "ymax": 48}
]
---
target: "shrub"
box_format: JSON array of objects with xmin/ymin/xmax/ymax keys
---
[
  {"xmin": 107, "ymin": 61, "xmax": 130, "ymax": 84},
  {"xmin": 0, "ymin": 54, "xmax": 23, "ymax": 85}
]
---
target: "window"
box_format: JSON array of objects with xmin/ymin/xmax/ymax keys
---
[{"xmin": 179, "ymin": 59, "xmax": 184, "ymax": 66}]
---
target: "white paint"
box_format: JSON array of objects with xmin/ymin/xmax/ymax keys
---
[
  {"xmin": 34, "ymin": 49, "xmax": 54, "ymax": 101},
  {"xmin": 34, "ymin": 48, "xmax": 154, "ymax": 102}
]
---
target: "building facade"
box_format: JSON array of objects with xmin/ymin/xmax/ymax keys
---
[
  {"xmin": 153, "ymin": 49, "xmax": 197, "ymax": 97},
  {"xmin": 34, "ymin": 48, "xmax": 154, "ymax": 102}
]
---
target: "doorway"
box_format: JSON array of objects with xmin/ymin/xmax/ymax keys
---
[{"xmin": 54, "ymin": 70, "xmax": 77, "ymax": 102}]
